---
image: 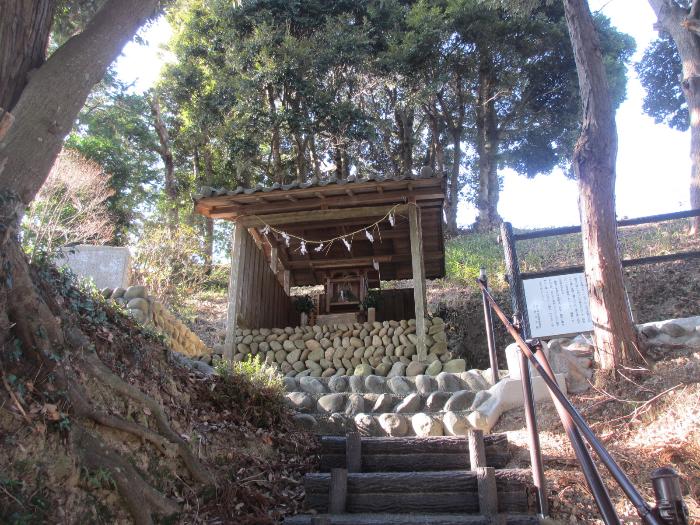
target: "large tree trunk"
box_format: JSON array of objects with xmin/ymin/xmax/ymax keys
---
[
  {"xmin": 446, "ymin": 130, "xmax": 462, "ymax": 236},
  {"xmin": 648, "ymin": 0, "xmax": 700, "ymax": 235},
  {"xmin": 475, "ymin": 53, "xmax": 501, "ymax": 231},
  {"xmin": 309, "ymin": 134, "xmax": 322, "ymax": 178},
  {"xmin": 437, "ymin": 89, "xmax": 466, "ymax": 237},
  {"xmin": 149, "ymin": 95, "xmax": 178, "ymax": 230},
  {"xmin": 394, "ymin": 105, "xmax": 414, "ymax": 177},
  {"xmin": 202, "ymin": 145, "xmax": 215, "ymax": 275},
  {"xmin": 0, "ymin": 0, "xmax": 159, "ymax": 207},
  {"xmin": 563, "ymin": 0, "xmax": 641, "ymax": 371},
  {"xmin": 266, "ymin": 84, "xmax": 283, "ymax": 184},
  {"xmin": 0, "ymin": 2, "xmax": 211, "ymax": 523},
  {"xmin": 0, "ymin": 1, "xmax": 56, "ymax": 112}
]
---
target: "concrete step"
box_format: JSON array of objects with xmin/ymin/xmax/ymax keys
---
[{"xmin": 285, "ymin": 513, "xmax": 541, "ymax": 524}]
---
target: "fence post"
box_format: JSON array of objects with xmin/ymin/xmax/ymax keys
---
[
  {"xmin": 479, "ymin": 267, "xmax": 500, "ymax": 385},
  {"xmin": 500, "ymin": 221, "xmax": 530, "ymax": 338}
]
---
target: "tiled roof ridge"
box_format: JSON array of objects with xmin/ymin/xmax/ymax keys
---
[{"xmin": 194, "ymin": 168, "xmax": 441, "ymax": 201}]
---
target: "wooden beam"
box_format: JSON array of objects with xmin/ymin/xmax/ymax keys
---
[
  {"xmin": 237, "ymin": 204, "xmax": 408, "ymax": 228},
  {"xmin": 206, "ymin": 193, "xmax": 444, "ymax": 220},
  {"xmin": 408, "ymin": 202, "xmax": 427, "ymax": 361},
  {"xmin": 224, "ymin": 224, "xmax": 247, "ymax": 360}
]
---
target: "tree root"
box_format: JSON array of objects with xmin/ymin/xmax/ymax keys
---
[
  {"xmin": 72, "ymin": 425, "xmax": 179, "ymax": 525},
  {"xmin": 81, "ymin": 351, "xmax": 214, "ymax": 484},
  {"xmin": 2, "ymin": 236, "xmax": 213, "ymax": 523},
  {"xmin": 68, "ymin": 382, "xmax": 177, "ymax": 457}
]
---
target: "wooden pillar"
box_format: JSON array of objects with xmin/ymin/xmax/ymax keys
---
[
  {"xmin": 283, "ymin": 270, "xmax": 290, "ymax": 295},
  {"xmin": 224, "ymin": 222, "xmax": 247, "ymax": 360},
  {"xmin": 270, "ymin": 246, "xmax": 278, "ymax": 274},
  {"xmin": 408, "ymin": 202, "xmax": 427, "ymax": 361}
]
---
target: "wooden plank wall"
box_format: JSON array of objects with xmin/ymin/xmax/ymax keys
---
[
  {"xmin": 236, "ymin": 228, "xmax": 294, "ymax": 329},
  {"xmin": 376, "ymin": 288, "xmax": 415, "ymax": 322}
]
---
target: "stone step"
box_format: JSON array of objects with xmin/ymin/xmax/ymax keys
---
[
  {"xmin": 303, "ymin": 470, "xmax": 536, "ymax": 514},
  {"xmin": 318, "ymin": 434, "xmax": 510, "ymax": 471},
  {"xmin": 294, "ymin": 409, "xmax": 482, "ymax": 437},
  {"xmin": 286, "ymin": 389, "xmax": 490, "ymax": 416},
  {"xmin": 285, "ymin": 513, "xmax": 541, "ymax": 524},
  {"xmin": 284, "ymin": 371, "xmax": 506, "ymax": 396}
]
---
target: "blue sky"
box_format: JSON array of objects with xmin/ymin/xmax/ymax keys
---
[{"xmin": 114, "ymin": 1, "xmax": 692, "ymax": 229}]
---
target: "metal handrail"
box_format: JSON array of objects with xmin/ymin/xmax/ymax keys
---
[{"xmin": 476, "ymin": 278, "xmax": 689, "ymax": 525}]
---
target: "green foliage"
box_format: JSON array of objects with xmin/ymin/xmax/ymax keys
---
[
  {"xmin": 132, "ymin": 221, "xmax": 209, "ymax": 306},
  {"xmin": 212, "ymin": 355, "xmax": 286, "ymax": 428},
  {"xmin": 293, "ymin": 294, "xmax": 315, "ymax": 314},
  {"xmin": 66, "ymin": 71, "xmax": 161, "ymax": 243},
  {"xmin": 361, "ymin": 289, "xmax": 381, "ymax": 310},
  {"xmin": 636, "ymin": 35, "xmax": 688, "ymax": 131},
  {"xmin": 445, "ymin": 232, "xmax": 506, "ymax": 286}
]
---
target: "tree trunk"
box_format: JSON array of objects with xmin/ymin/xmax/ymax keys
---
[
  {"xmin": 0, "ymin": 0, "xmax": 56, "ymax": 112},
  {"xmin": 475, "ymin": 53, "xmax": 501, "ymax": 231},
  {"xmin": 266, "ymin": 84, "xmax": 283, "ymax": 184},
  {"xmin": 445, "ymin": 130, "xmax": 462, "ymax": 236},
  {"xmin": 309, "ymin": 134, "xmax": 322, "ymax": 178},
  {"xmin": 293, "ymin": 133, "xmax": 307, "ymax": 183},
  {"xmin": 0, "ymin": 0, "xmax": 159, "ymax": 208},
  {"xmin": 202, "ymin": 145, "xmax": 215, "ymax": 275},
  {"xmin": 394, "ymin": 106, "xmax": 414, "ymax": 177},
  {"xmin": 648, "ymin": 0, "xmax": 700, "ymax": 235},
  {"xmin": 149, "ymin": 95, "xmax": 178, "ymax": 230},
  {"xmin": 563, "ymin": 0, "xmax": 640, "ymax": 371},
  {"xmin": 335, "ymin": 143, "xmax": 344, "ymax": 179}
]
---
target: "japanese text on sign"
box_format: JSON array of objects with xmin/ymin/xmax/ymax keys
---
[{"xmin": 523, "ymin": 273, "xmax": 593, "ymax": 338}]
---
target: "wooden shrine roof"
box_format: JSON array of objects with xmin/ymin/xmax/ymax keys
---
[{"xmin": 194, "ymin": 171, "xmax": 446, "ymax": 287}]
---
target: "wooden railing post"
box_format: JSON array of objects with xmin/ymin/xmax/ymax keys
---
[
  {"xmin": 346, "ymin": 432, "xmax": 361, "ymax": 473},
  {"xmin": 328, "ymin": 468, "xmax": 347, "ymax": 514}
]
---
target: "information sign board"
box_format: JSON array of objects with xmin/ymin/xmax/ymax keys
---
[{"xmin": 523, "ymin": 273, "xmax": 593, "ymax": 338}]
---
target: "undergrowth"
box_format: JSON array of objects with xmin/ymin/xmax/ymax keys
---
[{"xmin": 212, "ymin": 356, "xmax": 286, "ymax": 428}]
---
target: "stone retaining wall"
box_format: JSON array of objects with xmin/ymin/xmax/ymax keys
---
[
  {"xmin": 101, "ymin": 285, "xmax": 210, "ymax": 357},
  {"xmin": 224, "ymin": 317, "xmax": 467, "ymax": 378}
]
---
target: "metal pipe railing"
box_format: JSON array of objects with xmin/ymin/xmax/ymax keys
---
[
  {"xmin": 529, "ymin": 340, "xmax": 620, "ymax": 525},
  {"xmin": 518, "ymin": 346, "xmax": 549, "ymax": 516},
  {"xmin": 478, "ymin": 268, "xmax": 499, "ymax": 385},
  {"xmin": 476, "ymin": 278, "xmax": 669, "ymax": 525}
]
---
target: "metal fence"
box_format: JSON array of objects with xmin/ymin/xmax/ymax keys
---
[{"xmin": 500, "ymin": 208, "xmax": 700, "ymax": 339}]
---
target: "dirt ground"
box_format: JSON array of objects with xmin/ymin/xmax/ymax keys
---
[{"xmin": 494, "ymin": 345, "xmax": 700, "ymax": 524}]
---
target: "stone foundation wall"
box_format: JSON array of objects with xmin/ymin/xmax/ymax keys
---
[
  {"xmin": 102, "ymin": 285, "xmax": 210, "ymax": 357},
  {"xmin": 225, "ymin": 318, "xmax": 467, "ymax": 378}
]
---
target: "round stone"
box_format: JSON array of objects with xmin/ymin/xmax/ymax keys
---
[
  {"xmin": 329, "ymin": 375, "xmax": 349, "ymax": 393},
  {"xmin": 444, "ymin": 390, "xmax": 476, "ymax": 412},
  {"xmin": 365, "ymin": 375, "xmax": 386, "ymax": 394},
  {"xmin": 412, "ymin": 413, "xmax": 443, "ymax": 437},
  {"xmin": 394, "ymin": 392, "xmax": 422, "ymax": 414},
  {"xmin": 425, "ymin": 391, "xmax": 451, "ymax": 412},
  {"xmin": 372, "ymin": 393, "xmax": 395, "ymax": 413},
  {"xmin": 443, "ymin": 411, "xmax": 471, "ymax": 436},
  {"xmin": 345, "ymin": 393, "xmax": 365, "ymax": 416},
  {"xmin": 378, "ymin": 413, "xmax": 408, "ymax": 437},
  {"xmin": 285, "ymin": 392, "xmax": 315, "ymax": 412},
  {"xmin": 387, "ymin": 376, "xmax": 413, "ymax": 395},
  {"xmin": 299, "ymin": 376, "xmax": 328, "ymax": 394},
  {"xmin": 317, "ymin": 393, "xmax": 346, "ymax": 413}
]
